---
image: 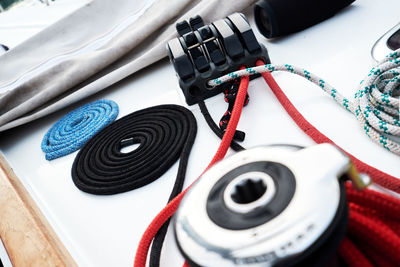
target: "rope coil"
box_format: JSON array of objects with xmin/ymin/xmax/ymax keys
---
[
  {"xmin": 71, "ymin": 104, "xmax": 197, "ymax": 195},
  {"xmin": 41, "ymin": 99, "xmax": 119, "ymax": 160},
  {"xmin": 135, "ymin": 62, "xmax": 400, "ymax": 267},
  {"xmin": 72, "ymin": 104, "xmax": 197, "ymax": 267},
  {"xmin": 209, "ymin": 49, "xmax": 400, "ymax": 155}
]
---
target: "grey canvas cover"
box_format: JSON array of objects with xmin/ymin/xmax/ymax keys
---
[{"xmin": 0, "ymin": 0, "xmax": 257, "ymax": 132}]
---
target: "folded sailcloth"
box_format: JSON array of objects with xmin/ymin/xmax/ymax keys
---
[{"xmin": 0, "ymin": 0, "xmax": 258, "ymax": 132}]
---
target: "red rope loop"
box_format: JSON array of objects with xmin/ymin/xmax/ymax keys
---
[{"xmin": 135, "ymin": 63, "xmax": 400, "ymax": 267}]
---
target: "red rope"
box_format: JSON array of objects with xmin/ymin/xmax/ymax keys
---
[
  {"xmin": 135, "ymin": 62, "xmax": 400, "ymax": 267},
  {"xmin": 257, "ymin": 62, "xmax": 400, "ymax": 193},
  {"xmin": 257, "ymin": 61, "xmax": 400, "ymax": 267},
  {"xmin": 355, "ymin": 240, "xmax": 397, "ymax": 267},
  {"xmin": 349, "ymin": 209, "xmax": 400, "ymax": 262},
  {"xmin": 338, "ymin": 238, "xmax": 374, "ymax": 267},
  {"xmin": 134, "ymin": 72, "xmax": 249, "ymax": 267}
]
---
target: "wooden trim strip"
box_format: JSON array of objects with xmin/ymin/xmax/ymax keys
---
[{"xmin": 0, "ymin": 153, "xmax": 76, "ymax": 267}]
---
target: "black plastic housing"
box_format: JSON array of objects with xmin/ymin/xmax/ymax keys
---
[
  {"xmin": 388, "ymin": 28, "xmax": 400, "ymax": 50},
  {"xmin": 254, "ymin": 0, "xmax": 355, "ymax": 39},
  {"xmin": 167, "ymin": 13, "xmax": 270, "ymax": 105}
]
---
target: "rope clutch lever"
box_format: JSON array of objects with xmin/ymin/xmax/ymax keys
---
[
  {"xmin": 167, "ymin": 13, "xmax": 270, "ymax": 105},
  {"xmin": 167, "ymin": 13, "xmax": 269, "ymax": 143}
]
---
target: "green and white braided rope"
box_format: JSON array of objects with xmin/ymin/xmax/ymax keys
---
[{"xmin": 208, "ymin": 49, "xmax": 400, "ymax": 155}]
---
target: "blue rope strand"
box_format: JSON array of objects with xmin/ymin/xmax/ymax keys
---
[{"xmin": 41, "ymin": 99, "xmax": 119, "ymax": 160}]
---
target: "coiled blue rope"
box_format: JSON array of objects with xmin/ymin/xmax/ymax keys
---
[{"xmin": 41, "ymin": 99, "xmax": 119, "ymax": 160}]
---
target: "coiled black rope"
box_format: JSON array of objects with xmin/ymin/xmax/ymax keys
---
[
  {"xmin": 72, "ymin": 104, "xmax": 197, "ymax": 266},
  {"xmin": 72, "ymin": 104, "xmax": 197, "ymax": 194}
]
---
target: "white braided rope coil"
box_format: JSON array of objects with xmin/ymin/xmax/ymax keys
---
[{"xmin": 208, "ymin": 49, "xmax": 400, "ymax": 155}]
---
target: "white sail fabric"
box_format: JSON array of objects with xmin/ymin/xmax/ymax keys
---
[{"xmin": 0, "ymin": 0, "xmax": 257, "ymax": 132}]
